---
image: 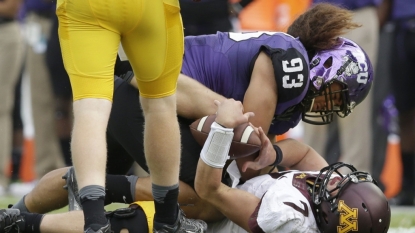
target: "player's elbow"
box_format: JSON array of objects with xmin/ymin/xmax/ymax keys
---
[
  {"xmin": 195, "ymin": 180, "xmax": 211, "ymax": 200},
  {"xmin": 195, "ymin": 178, "xmax": 220, "ymax": 201}
]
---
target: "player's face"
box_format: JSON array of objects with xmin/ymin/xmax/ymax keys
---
[
  {"xmin": 326, "ymin": 176, "xmax": 343, "ymax": 196},
  {"xmin": 310, "ymin": 82, "xmax": 343, "ymax": 112}
]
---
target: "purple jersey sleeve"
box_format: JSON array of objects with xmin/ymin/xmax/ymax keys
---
[{"xmin": 181, "ymin": 31, "xmax": 309, "ymax": 135}]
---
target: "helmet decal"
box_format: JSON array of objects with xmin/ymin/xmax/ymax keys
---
[
  {"xmin": 337, "ymin": 200, "xmax": 358, "ymax": 233},
  {"xmin": 342, "ymin": 55, "xmax": 359, "ymax": 78}
]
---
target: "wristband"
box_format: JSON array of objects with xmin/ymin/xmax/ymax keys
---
[
  {"xmin": 269, "ymin": 144, "xmax": 283, "ymax": 167},
  {"xmin": 200, "ymin": 122, "xmax": 234, "ymax": 168}
]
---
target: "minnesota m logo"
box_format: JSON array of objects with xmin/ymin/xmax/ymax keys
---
[
  {"xmin": 337, "ymin": 200, "xmax": 358, "ymax": 233},
  {"xmin": 295, "ymin": 173, "xmax": 307, "ymax": 179}
]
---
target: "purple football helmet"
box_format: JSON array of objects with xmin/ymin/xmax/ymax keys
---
[{"xmin": 301, "ymin": 37, "xmax": 374, "ymax": 125}]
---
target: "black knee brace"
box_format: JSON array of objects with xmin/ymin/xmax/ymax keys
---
[{"xmin": 107, "ymin": 204, "xmax": 149, "ymax": 233}]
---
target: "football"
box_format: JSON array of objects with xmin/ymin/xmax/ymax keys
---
[{"xmin": 190, "ymin": 115, "xmax": 261, "ymax": 159}]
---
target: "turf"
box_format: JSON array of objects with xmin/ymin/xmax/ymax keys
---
[{"xmin": 391, "ymin": 213, "xmax": 415, "ymax": 228}]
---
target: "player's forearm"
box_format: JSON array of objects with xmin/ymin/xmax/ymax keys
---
[
  {"xmin": 295, "ymin": 143, "xmax": 328, "ymax": 170},
  {"xmin": 194, "ymin": 159, "xmax": 224, "ymax": 200},
  {"xmin": 279, "ymin": 139, "xmax": 328, "ymax": 171},
  {"xmin": 132, "ymin": 74, "xmax": 228, "ymax": 120},
  {"xmin": 24, "ymin": 167, "xmax": 70, "ymax": 214},
  {"xmin": 40, "ymin": 211, "xmax": 84, "ymax": 233},
  {"xmin": 176, "ymin": 74, "xmax": 226, "ymax": 119}
]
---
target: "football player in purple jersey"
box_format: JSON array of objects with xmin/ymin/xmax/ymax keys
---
[
  {"xmin": 143, "ymin": 3, "xmax": 374, "ymax": 180},
  {"xmin": 175, "ymin": 3, "xmax": 373, "ymax": 133},
  {"xmin": 2, "ymin": 2, "xmax": 378, "ymax": 233},
  {"xmin": 125, "ymin": 2, "xmax": 374, "ymax": 181}
]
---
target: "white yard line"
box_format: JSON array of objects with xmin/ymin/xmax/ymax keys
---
[
  {"xmin": 388, "ymin": 227, "xmax": 415, "ymax": 233},
  {"xmin": 392, "ymin": 206, "xmax": 415, "ymax": 215}
]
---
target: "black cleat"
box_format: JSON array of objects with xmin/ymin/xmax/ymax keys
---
[
  {"xmin": 0, "ymin": 209, "xmax": 25, "ymax": 233},
  {"xmin": 153, "ymin": 207, "xmax": 207, "ymax": 233},
  {"xmin": 62, "ymin": 166, "xmax": 82, "ymax": 211}
]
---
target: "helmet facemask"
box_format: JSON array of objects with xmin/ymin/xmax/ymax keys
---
[
  {"xmin": 301, "ymin": 55, "xmax": 352, "ymax": 125},
  {"xmin": 301, "ymin": 79, "xmax": 351, "ymax": 125},
  {"xmin": 312, "ymin": 163, "xmax": 375, "ymax": 209}
]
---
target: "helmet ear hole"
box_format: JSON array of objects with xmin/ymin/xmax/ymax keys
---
[
  {"xmin": 362, "ymin": 203, "xmax": 368, "ymax": 212},
  {"xmin": 386, "ymin": 200, "xmax": 390, "ymax": 212},
  {"xmin": 323, "ymin": 56, "xmax": 333, "ymax": 68}
]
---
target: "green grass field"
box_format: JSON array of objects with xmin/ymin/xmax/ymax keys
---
[
  {"xmin": 0, "ymin": 196, "xmax": 128, "ymax": 213},
  {"xmin": 1, "ymin": 196, "xmax": 415, "ymax": 231}
]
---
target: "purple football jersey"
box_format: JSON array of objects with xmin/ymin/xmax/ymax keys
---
[
  {"xmin": 312, "ymin": 0, "xmax": 381, "ymax": 10},
  {"xmin": 391, "ymin": 0, "xmax": 415, "ymax": 20},
  {"xmin": 181, "ymin": 31, "xmax": 310, "ymax": 135}
]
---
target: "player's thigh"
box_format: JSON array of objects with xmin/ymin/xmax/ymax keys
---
[
  {"xmin": 56, "ymin": 0, "xmax": 120, "ymax": 100},
  {"xmin": 121, "ymin": 0, "xmax": 184, "ymax": 98}
]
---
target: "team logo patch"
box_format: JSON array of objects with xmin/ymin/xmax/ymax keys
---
[
  {"xmin": 295, "ymin": 173, "xmax": 307, "ymax": 179},
  {"xmin": 337, "ymin": 200, "xmax": 358, "ymax": 233}
]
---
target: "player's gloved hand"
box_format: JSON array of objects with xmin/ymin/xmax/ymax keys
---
[{"xmin": 241, "ymin": 125, "xmax": 275, "ymax": 172}]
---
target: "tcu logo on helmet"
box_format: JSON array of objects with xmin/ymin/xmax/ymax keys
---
[
  {"xmin": 342, "ymin": 55, "xmax": 359, "ymax": 77},
  {"xmin": 356, "ymin": 61, "xmax": 369, "ymax": 85},
  {"xmin": 337, "ymin": 200, "xmax": 358, "ymax": 233},
  {"xmin": 341, "ymin": 51, "xmax": 369, "ymax": 85}
]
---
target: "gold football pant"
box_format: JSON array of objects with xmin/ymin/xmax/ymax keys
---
[{"xmin": 56, "ymin": 0, "xmax": 184, "ymax": 100}]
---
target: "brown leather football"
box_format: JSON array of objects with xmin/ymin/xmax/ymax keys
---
[{"xmin": 190, "ymin": 114, "xmax": 261, "ymax": 159}]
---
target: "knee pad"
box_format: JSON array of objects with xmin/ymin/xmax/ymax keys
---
[{"xmin": 107, "ymin": 204, "xmax": 149, "ymax": 233}]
